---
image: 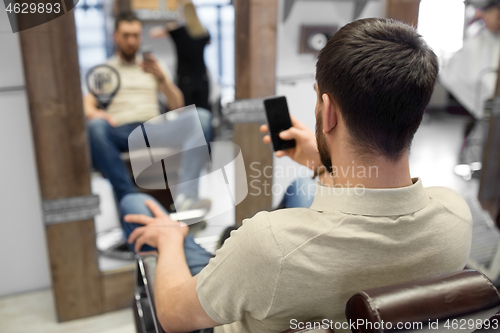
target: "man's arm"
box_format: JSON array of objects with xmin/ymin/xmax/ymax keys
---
[
  {"xmin": 158, "ymin": 77, "xmax": 185, "ymax": 111},
  {"xmin": 155, "ymin": 242, "xmax": 219, "ymax": 332},
  {"xmin": 125, "ymin": 201, "xmax": 219, "ymax": 333},
  {"xmin": 141, "ymin": 56, "xmax": 185, "ymax": 111},
  {"xmin": 83, "ymin": 93, "xmax": 117, "ymax": 126}
]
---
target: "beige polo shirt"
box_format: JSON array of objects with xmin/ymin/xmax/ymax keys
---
[
  {"xmin": 196, "ymin": 178, "xmax": 472, "ymax": 333},
  {"xmin": 105, "ymin": 55, "xmax": 171, "ymax": 126}
]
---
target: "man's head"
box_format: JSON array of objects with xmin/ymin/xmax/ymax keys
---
[
  {"xmin": 114, "ymin": 12, "xmax": 142, "ymax": 62},
  {"xmin": 480, "ymin": 1, "xmax": 500, "ymax": 33},
  {"xmin": 314, "ymin": 18, "xmax": 438, "ymax": 171}
]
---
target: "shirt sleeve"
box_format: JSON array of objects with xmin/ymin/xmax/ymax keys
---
[{"xmin": 196, "ymin": 212, "xmax": 283, "ymax": 324}]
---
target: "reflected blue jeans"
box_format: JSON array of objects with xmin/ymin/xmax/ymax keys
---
[
  {"xmin": 120, "ymin": 193, "xmax": 213, "ymax": 276},
  {"xmin": 88, "ymin": 108, "xmax": 213, "ymax": 202},
  {"xmin": 279, "ymin": 177, "xmax": 316, "ymax": 209}
]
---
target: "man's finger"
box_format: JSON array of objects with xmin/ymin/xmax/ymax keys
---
[
  {"xmin": 145, "ymin": 200, "xmax": 168, "ymax": 218},
  {"xmin": 279, "ymin": 127, "xmax": 301, "ymax": 140},
  {"xmin": 290, "ymin": 115, "xmax": 300, "ymax": 126},
  {"xmin": 106, "ymin": 115, "xmax": 117, "ymax": 127},
  {"xmin": 276, "ymin": 150, "xmax": 286, "ymax": 158},
  {"xmin": 259, "ymin": 124, "xmax": 269, "ymax": 133},
  {"xmin": 290, "ymin": 115, "xmax": 308, "ymax": 130},
  {"xmin": 128, "ymin": 226, "xmax": 145, "ymax": 244},
  {"xmin": 134, "ymin": 235, "xmax": 146, "ymax": 253},
  {"xmin": 263, "ymin": 135, "xmax": 271, "ymax": 144},
  {"xmin": 124, "ymin": 214, "xmax": 155, "ymax": 225}
]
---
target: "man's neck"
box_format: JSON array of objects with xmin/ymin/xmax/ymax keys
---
[
  {"xmin": 323, "ymin": 149, "xmax": 413, "ymax": 189},
  {"xmin": 117, "ymin": 51, "xmax": 136, "ymax": 64}
]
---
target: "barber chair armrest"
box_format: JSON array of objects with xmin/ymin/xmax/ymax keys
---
[{"xmin": 136, "ymin": 254, "xmax": 164, "ymax": 333}]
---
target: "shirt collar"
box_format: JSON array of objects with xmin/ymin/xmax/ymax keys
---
[
  {"xmin": 309, "ymin": 178, "xmax": 430, "ymax": 216},
  {"xmin": 111, "ymin": 54, "xmax": 141, "ymax": 66}
]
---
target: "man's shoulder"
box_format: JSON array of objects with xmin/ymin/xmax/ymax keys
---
[
  {"xmin": 105, "ymin": 56, "xmax": 119, "ymax": 67},
  {"xmin": 246, "ymin": 208, "xmax": 330, "ymax": 257},
  {"xmin": 424, "ymin": 186, "xmax": 472, "ymax": 224},
  {"xmin": 253, "ymin": 208, "xmax": 325, "ymax": 232}
]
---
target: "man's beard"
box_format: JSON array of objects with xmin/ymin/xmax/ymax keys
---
[
  {"xmin": 315, "ymin": 110, "xmax": 333, "ymax": 173},
  {"xmin": 119, "ymin": 49, "xmax": 136, "ymax": 62}
]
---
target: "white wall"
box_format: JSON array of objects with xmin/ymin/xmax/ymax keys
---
[
  {"xmin": 0, "ymin": 9, "xmax": 51, "ymax": 296},
  {"xmin": 272, "ymin": 0, "xmax": 385, "ymax": 206}
]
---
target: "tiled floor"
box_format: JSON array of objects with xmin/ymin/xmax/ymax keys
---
[
  {"xmin": 0, "ymin": 289, "xmax": 135, "ymax": 333},
  {"xmin": 0, "ymin": 110, "xmax": 489, "ymax": 332}
]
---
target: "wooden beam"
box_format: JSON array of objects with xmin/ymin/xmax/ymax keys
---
[
  {"xmin": 478, "ymin": 47, "xmax": 500, "ymax": 221},
  {"xmin": 18, "ymin": 12, "xmax": 103, "ymax": 321},
  {"xmin": 233, "ymin": 0, "xmax": 277, "ymax": 225},
  {"xmin": 386, "ymin": 0, "xmax": 421, "ymax": 27},
  {"xmin": 101, "ymin": 268, "xmax": 136, "ymax": 312}
]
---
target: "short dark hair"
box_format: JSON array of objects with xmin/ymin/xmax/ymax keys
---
[
  {"xmin": 316, "ymin": 18, "xmax": 438, "ymax": 160},
  {"xmin": 483, "ymin": 0, "xmax": 500, "ymax": 10},
  {"xmin": 115, "ymin": 12, "xmax": 141, "ymax": 31}
]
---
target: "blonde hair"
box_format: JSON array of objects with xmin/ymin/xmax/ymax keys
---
[{"xmin": 184, "ymin": 2, "xmax": 207, "ymax": 38}]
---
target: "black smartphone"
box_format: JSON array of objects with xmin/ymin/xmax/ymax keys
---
[
  {"xmin": 141, "ymin": 46, "xmax": 153, "ymax": 62},
  {"xmin": 264, "ymin": 96, "xmax": 296, "ymax": 151}
]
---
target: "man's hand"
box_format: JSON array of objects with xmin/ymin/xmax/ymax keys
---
[
  {"xmin": 83, "ymin": 94, "xmax": 117, "ymax": 126},
  {"xmin": 260, "ymin": 115, "xmax": 322, "ymax": 170},
  {"xmin": 141, "ymin": 55, "xmax": 166, "ymax": 83},
  {"xmin": 125, "ymin": 200, "xmax": 189, "ymax": 252},
  {"xmin": 87, "ymin": 109, "xmax": 117, "ymax": 127},
  {"xmin": 141, "ymin": 55, "xmax": 185, "ymax": 110},
  {"xmin": 149, "ymin": 25, "xmax": 168, "ymax": 39}
]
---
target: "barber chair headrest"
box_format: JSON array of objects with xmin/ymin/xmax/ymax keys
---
[{"xmin": 345, "ymin": 270, "xmax": 500, "ymax": 333}]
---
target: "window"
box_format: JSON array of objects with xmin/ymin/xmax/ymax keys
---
[{"xmin": 418, "ymin": 0, "xmax": 465, "ymax": 66}]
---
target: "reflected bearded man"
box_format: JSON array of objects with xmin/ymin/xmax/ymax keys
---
[{"xmin": 84, "ymin": 12, "xmax": 213, "ymax": 215}]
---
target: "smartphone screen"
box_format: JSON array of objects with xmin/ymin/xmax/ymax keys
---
[{"xmin": 264, "ymin": 96, "xmax": 296, "ymax": 151}]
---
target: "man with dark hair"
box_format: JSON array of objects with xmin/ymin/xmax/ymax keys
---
[
  {"xmin": 315, "ymin": 18, "xmax": 438, "ymax": 163},
  {"xmin": 122, "ymin": 18, "xmax": 472, "ymax": 333},
  {"xmin": 84, "ymin": 12, "xmax": 213, "ymax": 211},
  {"xmin": 114, "ymin": 12, "xmax": 139, "ymax": 32}
]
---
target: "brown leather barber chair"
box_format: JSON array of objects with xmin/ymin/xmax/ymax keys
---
[
  {"xmin": 345, "ymin": 270, "xmax": 500, "ymax": 333},
  {"xmin": 133, "ymin": 255, "xmax": 500, "ymax": 333}
]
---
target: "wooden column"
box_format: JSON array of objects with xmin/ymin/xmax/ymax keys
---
[
  {"xmin": 386, "ymin": 0, "xmax": 421, "ymax": 26},
  {"xmin": 233, "ymin": 0, "xmax": 277, "ymax": 224},
  {"xmin": 18, "ymin": 12, "xmax": 103, "ymax": 321},
  {"xmin": 478, "ymin": 53, "xmax": 500, "ymax": 220}
]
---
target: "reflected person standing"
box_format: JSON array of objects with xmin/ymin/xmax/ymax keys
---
[{"xmin": 150, "ymin": 0, "xmax": 212, "ymax": 112}]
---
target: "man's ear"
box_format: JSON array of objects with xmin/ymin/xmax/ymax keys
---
[{"xmin": 322, "ymin": 93, "xmax": 337, "ymax": 134}]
